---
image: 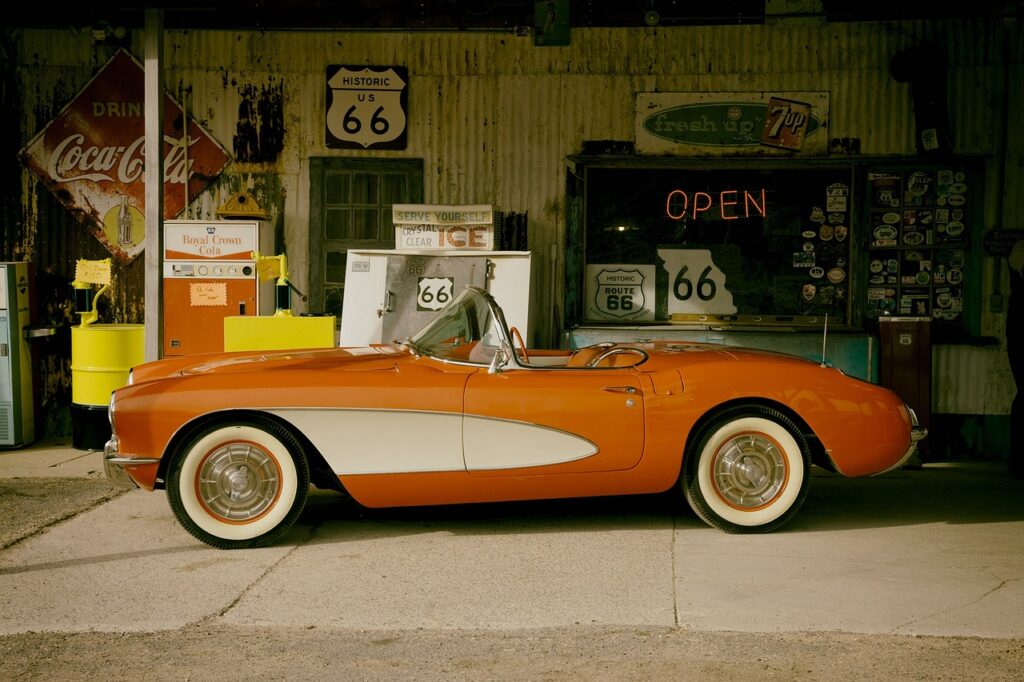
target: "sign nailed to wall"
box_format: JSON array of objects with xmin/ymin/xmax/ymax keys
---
[
  {"xmin": 326, "ymin": 65, "xmax": 409, "ymax": 149},
  {"xmin": 19, "ymin": 49, "xmax": 231, "ymax": 263},
  {"xmin": 761, "ymin": 97, "xmax": 814, "ymax": 151},
  {"xmin": 635, "ymin": 91, "xmax": 830, "ymax": 156},
  {"xmin": 393, "ymin": 204, "xmax": 494, "ymax": 250}
]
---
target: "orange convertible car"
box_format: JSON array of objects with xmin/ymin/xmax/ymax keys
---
[{"xmin": 105, "ymin": 286, "xmax": 925, "ymax": 548}]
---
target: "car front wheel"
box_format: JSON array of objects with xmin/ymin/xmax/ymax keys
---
[
  {"xmin": 683, "ymin": 406, "xmax": 809, "ymax": 533},
  {"xmin": 167, "ymin": 418, "xmax": 309, "ymax": 549}
]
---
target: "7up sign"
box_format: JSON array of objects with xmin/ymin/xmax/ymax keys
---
[{"xmin": 326, "ymin": 65, "xmax": 408, "ymax": 149}]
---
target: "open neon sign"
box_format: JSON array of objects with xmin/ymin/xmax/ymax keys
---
[{"xmin": 665, "ymin": 188, "xmax": 767, "ymax": 221}]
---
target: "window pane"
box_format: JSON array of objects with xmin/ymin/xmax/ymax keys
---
[
  {"xmin": 324, "ymin": 287, "xmax": 344, "ymax": 319},
  {"xmin": 353, "ymin": 173, "xmax": 378, "ymax": 204},
  {"xmin": 584, "ymin": 166, "xmax": 853, "ymax": 325},
  {"xmin": 312, "ymin": 158, "xmax": 422, "ymax": 324},
  {"xmin": 353, "ymin": 209, "xmax": 378, "ymax": 240},
  {"xmin": 381, "ymin": 173, "xmax": 407, "ymax": 203},
  {"xmin": 325, "ymin": 209, "xmax": 349, "ymax": 240},
  {"xmin": 325, "ymin": 251, "xmax": 346, "ymax": 283},
  {"xmin": 325, "ymin": 172, "xmax": 349, "ymax": 205}
]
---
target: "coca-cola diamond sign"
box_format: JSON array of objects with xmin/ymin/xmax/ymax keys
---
[{"xmin": 20, "ymin": 49, "xmax": 231, "ymax": 263}]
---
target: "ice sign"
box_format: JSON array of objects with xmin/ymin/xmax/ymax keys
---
[{"xmin": 326, "ymin": 65, "xmax": 409, "ymax": 150}]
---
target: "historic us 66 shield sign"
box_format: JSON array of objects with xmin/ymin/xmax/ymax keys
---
[
  {"xmin": 326, "ymin": 65, "xmax": 408, "ymax": 149},
  {"xmin": 417, "ymin": 276, "xmax": 454, "ymax": 311},
  {"xmin": 585, "ymin": 265, "xmax": 656, "ymax": 322}
]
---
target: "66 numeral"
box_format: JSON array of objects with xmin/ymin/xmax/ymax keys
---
[
  {"xmin": 420, "ymin": 286, "xmax": 450, "ymax": 305},
  {"xmin": 343, "ymin": 105, "xmax": 391, "ymax": 135},
  {"xmin": 673, "ymin": 265, "xmax": 716, "ymax": 301},
  {"xmin": 605, "ymin": 294, "xmax": 634, "ymax": 311}
]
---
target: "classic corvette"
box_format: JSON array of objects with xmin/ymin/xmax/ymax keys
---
[{"xmin": 104, "ymin": 286, "xmax": 925, "ymax": 549}]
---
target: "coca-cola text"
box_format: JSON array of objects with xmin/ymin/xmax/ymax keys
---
[{"xmin": 46, "ymin": 133, "xmax": 196, "ymax": 185}]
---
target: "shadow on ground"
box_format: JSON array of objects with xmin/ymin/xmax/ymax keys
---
[{"xmin": 286, "ymin": 461, "xmax": 1024, "ymax": 546}]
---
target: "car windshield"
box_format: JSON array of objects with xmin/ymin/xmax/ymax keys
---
[{"xmin": 407, "ymin": 287, "xmax": 505, "ymax": 365}]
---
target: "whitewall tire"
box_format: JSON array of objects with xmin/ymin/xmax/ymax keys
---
[
  {"xmin": 683, "ymin": 406, "xmax": 810, "ymax": 533},
  {"xmin": 167, "ymin": 418, "xmax": 309, "ymax": 549}
]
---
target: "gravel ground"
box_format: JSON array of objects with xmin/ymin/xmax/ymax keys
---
[
  {"xmin": 1, "ymin": 624, "xmax": 1022, "ymax": 680},
  {"xmin": 0, "ymin": 477, "xmax": 128, "ymax": 550}
]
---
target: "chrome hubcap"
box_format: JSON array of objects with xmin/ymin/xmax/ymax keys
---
[
  {"xmin": 198, "ymin": 442, "xmax": 280, "ymax": 521},
  {"xmin": 713, "ymin": 433, "xmax": 786, "ymax": 508}
]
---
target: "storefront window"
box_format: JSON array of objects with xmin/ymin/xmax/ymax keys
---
[
  {"xmin": 574, "ymin": 159, "xmax": 981, "ymax": 337},
  {"xmin": 584, "ymin": 164, "xmax": 854, "ymax": 326}
]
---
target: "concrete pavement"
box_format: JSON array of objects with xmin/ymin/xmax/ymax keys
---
[
  {"xmin": 0, "ymin": 439, "xmax": 104, "ymax": 478},
  {"xmin": 1, "ymin": 439, "xmax": 1023, "ymax": 638}
]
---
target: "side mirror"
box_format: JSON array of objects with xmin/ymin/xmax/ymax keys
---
[{"xmin": 488, "ymin": 343, "xmax": 511, "ymax": 374}]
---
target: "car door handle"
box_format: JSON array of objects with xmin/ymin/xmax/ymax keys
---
[{"xmin": 602, "ymin": 386, "xmax": 637, "ymax": 394}]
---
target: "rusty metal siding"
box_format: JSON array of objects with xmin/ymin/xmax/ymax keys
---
[
  {"xmin": 933, "ymin": 343, "xmax": 1013, "ymax": 415},
  {"xmin": 10, "ymin": 20, "xmax": 1024, "ymax": 431}
]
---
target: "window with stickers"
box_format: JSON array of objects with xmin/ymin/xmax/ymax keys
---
[
  {"xmin": 863, "ymin": 166, "xmax": 975, "ymax": 329},
  {"xmin": 582, "ymin": 163, "xmax": 855, "ymax": 328},
  {"xmin": 577, "ymin": 159, "xmax": 982, "ymax": 337}
]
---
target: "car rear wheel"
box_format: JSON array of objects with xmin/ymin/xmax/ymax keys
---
[
  {"xmin": 167, "ymin": 418, "xmax": 309, "ymax": 549},
  {"xmin": 683, "ymin": 406, "xmax": 809, "ymax": 533}
]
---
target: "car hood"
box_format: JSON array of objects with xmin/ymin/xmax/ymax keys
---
[
  {"xmin": 185, "ymin": 346, "xmax": 406, "ymax": 374},
  {"xmin": 130, "ymin": 345, "xmax": 406, "ymax": 383}
]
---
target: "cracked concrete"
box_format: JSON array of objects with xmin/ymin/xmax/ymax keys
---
[{"xmin": 0, "ymin": 443, "xmax": 1022, "ymax": 640}]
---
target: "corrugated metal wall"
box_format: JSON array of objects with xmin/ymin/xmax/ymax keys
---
[{"xmin": 8, "ymin": 18, "xmax": 1023, "ymax": 429}]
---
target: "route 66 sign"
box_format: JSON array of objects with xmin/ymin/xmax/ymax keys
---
[
  {"xmin": 586, "ymin": 265, "xmax": 655, "ymax": 322},
  {"xmin": 417, "ymin": 276, "xmax": 454, "ymax": 311},
  {"xmin": 326, "ymin": 65, "xmax": 408, "ymax": 149}
]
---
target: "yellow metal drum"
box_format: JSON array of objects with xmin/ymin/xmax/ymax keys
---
[{"xmin": 71, "ymin": 324, "xmax": 145, "ymax": 407}]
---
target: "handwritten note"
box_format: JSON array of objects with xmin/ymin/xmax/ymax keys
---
[
  {"xmin": 190, "ymin": 281, "xmax": 227, "ymax": 307},
  {"xmin": 74, "ymin": 259, "xmax": 111, "ymax": 285}
]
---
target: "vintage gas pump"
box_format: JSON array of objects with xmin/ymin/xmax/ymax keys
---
[
  {"xmin": 223, "ymin": 251, "xmax": 335, "ymax": 352},
  {"xmin": 253, "ymin": 251, "xmax": 302, "ymax": 316},
  {"xmin": 69, "ymin": 259, "xmax": 143, "ymax": 450},
  {"xmin": 340, "ymin": 204, "xmax": 532, "ymax": 346},
  {"xmin": 162, "ymin": 219, "xmax": 273, "ymax": 356}
]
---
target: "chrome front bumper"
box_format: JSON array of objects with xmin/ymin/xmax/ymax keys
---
[{"xmin": 103, "ymin": 436, "xmax": 160, "ymax": 489}]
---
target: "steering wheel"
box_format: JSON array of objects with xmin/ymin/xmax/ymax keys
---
[{"xmin": 509, "ymin": 326, "xmax": 530, "ymax": 363}]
